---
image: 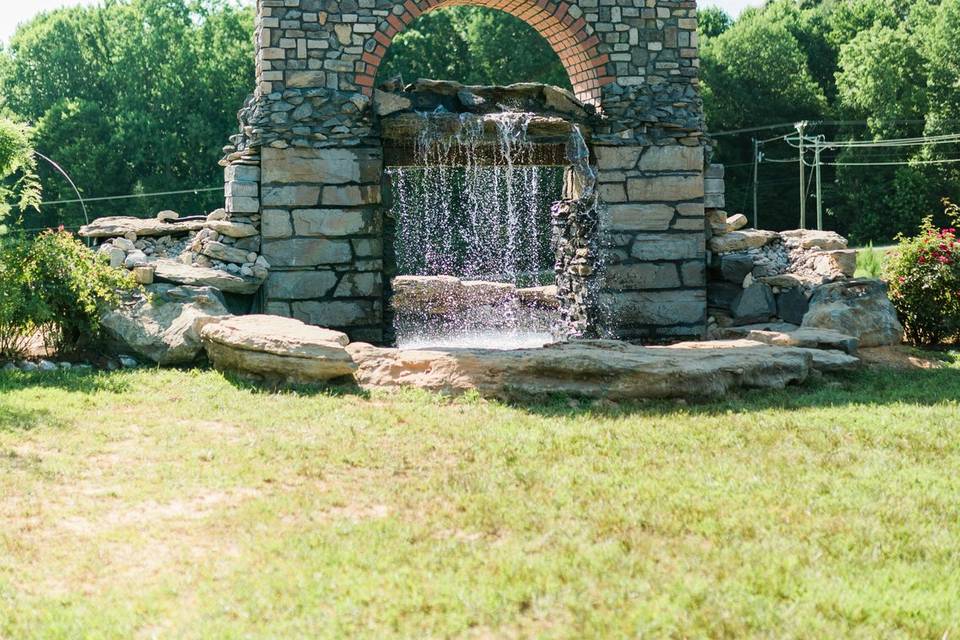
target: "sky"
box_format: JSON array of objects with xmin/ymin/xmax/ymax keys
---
[{"xmin": 1, "ymin": 0, "xmax": 762, "ymax": 45}]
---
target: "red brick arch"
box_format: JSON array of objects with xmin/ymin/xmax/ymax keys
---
[{"xmin": 354, "ymin": 0, "xmax": 613, "ymax": 105}]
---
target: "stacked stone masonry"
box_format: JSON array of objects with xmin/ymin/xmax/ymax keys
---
[{"xmin": 224, "ymin": 0, "xmax": 706, "ymax": 342}]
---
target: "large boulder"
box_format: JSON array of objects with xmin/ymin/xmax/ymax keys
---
[
  {"xmin": 347, "ymin": 339, "xmax": 813, "ymax": 400},
  {"xmin": 201, "ymin": 315, "xmax": 355, "ymax": 384},
  {"xmin": 100, "ymin": 284, "xmax": 231, "ymax": 365},
  {"xmin": 802, "ymin": 279, "xmax": 903, "ymax": 347}
]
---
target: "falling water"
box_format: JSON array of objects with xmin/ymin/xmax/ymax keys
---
[{"xmin": 388, "ymin": 111, "xmax": 564, "ymax": 349}]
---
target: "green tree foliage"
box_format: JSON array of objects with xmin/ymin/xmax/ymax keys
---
[
  {"xmin": 0, "ymin": 0, "xmax": 254, "ymax": 231},
  {"xmin": 0, "ymin": 118, "xmax": 41, "ymax": 228},
  {"xmin": 378, "ymin": 7, "xmax": 568, "ymax": 88},
  {"xmin": 698, "ymin": 7, "xmax": 733, "ymax": 39},
  {"xmin": 702, "ymin": 0, "xmax": 960, "ymax": 243},
  {"xmin": 701, "ymin": 12, "xmax": 827, "ymax": 131}
]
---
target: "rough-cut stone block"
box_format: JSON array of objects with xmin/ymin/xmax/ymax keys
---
[
  {"xmin": 706, "ymin": 164, "xmax": 725, "ymax": 179},
  {"xmin": 292, "ymin": 300, "xmax": 380, "ymax": 327},
  {"xmin": 600, "ymin": 289, "xmax": 706, "ymax": 327},
  {"xmin": 603, "ymin": 204, "xmax": 674, "ymax": 231},
  {"xmin": 627, "ymin": 175, "xmax": 704, "ymax": 202},
  {"xmin": 708, "ymin": 282, "xmax": 742, "ymax": 311},
  {"xmin": 681, "ymin": 260, "xmax": 706, "ymax": 287},
  {"xmin": 262, "ymin": 147, "xmax": 372, "ymax": 185},
  {"xmin": 262, "ymin": 238, "xmax": 352, "ymax": 267},
  {"xmin": 261, "ymin": 209, "xmax": 293, "ymax": 239},
  {"xmin": 322, "ymin": 185, "xmax": 380, "ymax": 206},
  {"xmin": 334, "ymin": 272, "xmax": 382, "ymax": 297},
  {"xmin": 225, "ymin": 181, "xmax": 258, "ymax": 198},
  {"xmin": 595, "ymin": 146, "xmax": 643, "ymax": 170},
  {"xmin": 598, "ymin": 182, "xmax": 628, "ymax": 203},
  {"xmin": 225, "ymin": 165, "xmax": 260, "ymax": 183},
  {"xmin": 705, "ymin": 193, "xmax": 725, "ymax": 209},
  {"xmin": 226, "ymin": 196, "xmax": 260, "ymax": 213},
  {"xmin": 266, "ymin": 270, "xmax": 338, "ymax": 300},
  {"xmin": 286, "ymin": 71, "xmax": 328, "ymax": 88},
  {"xmin": 605, "ymin": 263, "xmax": 681, "ymax": 290},
  {"xmin": 638, "ymin": 145, "xmax": 703, "ymax": 171},
  {"xmin": 631, "ymin": 233, "xmax": 703, "ymax": 261},
  {"xmin": 292, "ymin": 209, "xmax": 375, "ymax": 236},
  {"xmin": 261, "ymin": 185, "xmax": 321, "ymax": 207}
]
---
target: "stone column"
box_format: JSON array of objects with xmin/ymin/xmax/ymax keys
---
[
  {"xmin": 595, "ymin": 143, "xmax": 707, "ymax": 339},
  {"xmin": 259, "ymin": 146, "xmax": 385, "ymax": 343}
]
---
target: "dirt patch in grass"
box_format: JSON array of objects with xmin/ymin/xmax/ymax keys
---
[{"xmin": 860, "ymin": 345, "xmax": 957, "ymax": 369}]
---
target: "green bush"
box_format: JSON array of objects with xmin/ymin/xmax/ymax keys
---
[
  {"xmin": 0, "ymin": 230, "xmax": 134, "ymax": 358},
  {"xmin": 884, "ymin": 201, "xmax": 960, "ymax": 346},
  {"xmin": 0, "ymin": 117, "xmax": 41, "ymax": 228}
]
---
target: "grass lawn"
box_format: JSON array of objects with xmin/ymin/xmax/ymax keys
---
[{"xmin": 1, "ymin": 362, "xmax": 959, "ymax": 638}]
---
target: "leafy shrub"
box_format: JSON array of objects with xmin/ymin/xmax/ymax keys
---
[
  {"xmin": 884, "ymin": 201, "xmax": 960, "ymax": 346},
  {"xmin": 0, "ymin": 230, "xmax": 135, "ymax": 358},
  {"xmin": 0, "ymin": 238, "xmax": 42, "ymax": 358}
]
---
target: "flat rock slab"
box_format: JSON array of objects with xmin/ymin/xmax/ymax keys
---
[
  {"xmin": 79, "ymin": 216, "xmax": 207, "ymax": 238},
  {"xmin": 149, "ymin": 258, "xmax": 264, "ymax": 295},
  {"xmin": 716, "ymin": 326, "xmax": 860, "ymax": 355},
  {"xmin": 201, "ymin": 315, "xmax": 355, "ymax": 384},
  {"xmin": 708, "ymin": 229, "xmax": 779, "ymax": 253},
  {"xmin": 347, "ymin": 339, "xmax": 814, "ymax": 400}
]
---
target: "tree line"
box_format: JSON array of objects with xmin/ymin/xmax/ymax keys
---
[{"xmin": 1, "ymin": 0, "xmax": 958, "ymax": 244}]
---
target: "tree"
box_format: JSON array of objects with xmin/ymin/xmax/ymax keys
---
[
  {"xmin": 699, "ymin": 6, "xmax": 733, "ymax": 39},
  {"xmin": 378, "ymin": 7, "xmax": 569, "ymax": 89},
  {"xmin": 701, "ymin": 12, "xmax": 827, "ymax": 132},
  {"xmin": 0, "ymin": 118, "xmax": 41, "ymax": 229},
  {"xmin": 0, "ymin": 0, "xmax": 254, "ymax": 230}
]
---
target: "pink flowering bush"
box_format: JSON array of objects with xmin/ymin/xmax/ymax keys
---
[{"xmin": 885, "ymin": 200, "xmax": 960, "ymax": 345}]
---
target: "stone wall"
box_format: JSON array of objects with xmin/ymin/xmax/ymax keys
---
[{"xmin": 221, "ymin": 0, "xmax": 706, "ymax": 342}]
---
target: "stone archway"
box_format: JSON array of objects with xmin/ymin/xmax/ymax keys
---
[
  {"xmin": 221, "ymin": 0, "xmax": 708, "ymax": 344},
  {"xmin": 356, "ymin": 0, "xmax": 611, "ymax": 105}
]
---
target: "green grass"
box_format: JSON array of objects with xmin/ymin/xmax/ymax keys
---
[{"xmin": 1, "ymin": 365, "xmax": 959, "ymax": 638}]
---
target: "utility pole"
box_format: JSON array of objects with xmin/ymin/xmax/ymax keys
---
[
  {"xmin": 796, "ymin": 121, "xmax": 807, "ymax": 230},
  {"xmin": 814, "ymin": 135, "xmax": 823, "ymax": 231},
  {"xmin": 752, "ymin": 137, "xmax": 759, "ymax": 229}
]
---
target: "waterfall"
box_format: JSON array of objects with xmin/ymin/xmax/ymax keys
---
[{"xmin": 387, "ymin": 111, "xmax": 563, "ymax": 349}]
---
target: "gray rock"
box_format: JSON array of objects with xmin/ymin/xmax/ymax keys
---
[
  {"xmin": 18, "ymin": 361, "xmax": 38, "ymax": 372},
  {"xmin": 150, "ymin": 258, "xmax": 264, "ymax": 294},
  {"xmin": 2, "ymin": 362, "xmax": 17, "ymax": 372},
  {"xmin": 100, "ymin": 284, "xmax": 232, "ymax": 365},
  {"xmin": 37, "ymin": 360, "xmax": 58, "ymax": 372},
  {"xmin": 201, "ymin": 241, "xmax": 250, "ymax": 265},
  {"xmin": 713, "ymin": 253, "xmax": 754, "ymax": 284},
  {"xmin": 731, "ymin": 283, "xmax": 776, "ymax": 325},
  {"xmin": 798, "ymin": 348, "xmax": 861, "ymax": 373},
  {"xmin": 803, "ymin": 279, "xmax": 903, "ymax": 347},
  {"xmin": 707, "ymin": 282, "xmax": 742, "ymax": 311},
  {"xmin": 717, "ymin": 326, "xmax": 859, "ymax": 355},
  {"xmin": 776, "ymin": 287, "xmax": 809, "ymax": 325}
]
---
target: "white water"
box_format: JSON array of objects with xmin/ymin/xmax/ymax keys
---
[{"xmin": 389, "ymin": 111, "xmax": 563, "ymax": 350}]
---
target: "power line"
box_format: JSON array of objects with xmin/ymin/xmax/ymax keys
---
[
  {"xmin": 37, "ymin": 186, "xmax": 222, "ymax": 207},
  {"xmin": 825, "ymin": 157, "xmax": 960, "ymax": 167}
]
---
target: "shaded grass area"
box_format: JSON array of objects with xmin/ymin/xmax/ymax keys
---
[{"xmin": 1, "ymin": 365, "xmax": 959, "ymax": 638}]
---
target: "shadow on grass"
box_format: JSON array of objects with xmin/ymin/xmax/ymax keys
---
[
  {"xmin": 0, "ymin": 405, "xmax": 59, "ymax": 433},
  {"xmin": 219, "ymin": 371, "xmax": 372, "ymax": 400},
  {"xmin": 0, "ymin": 369, "xmax": 134, "ymax": 395}
]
